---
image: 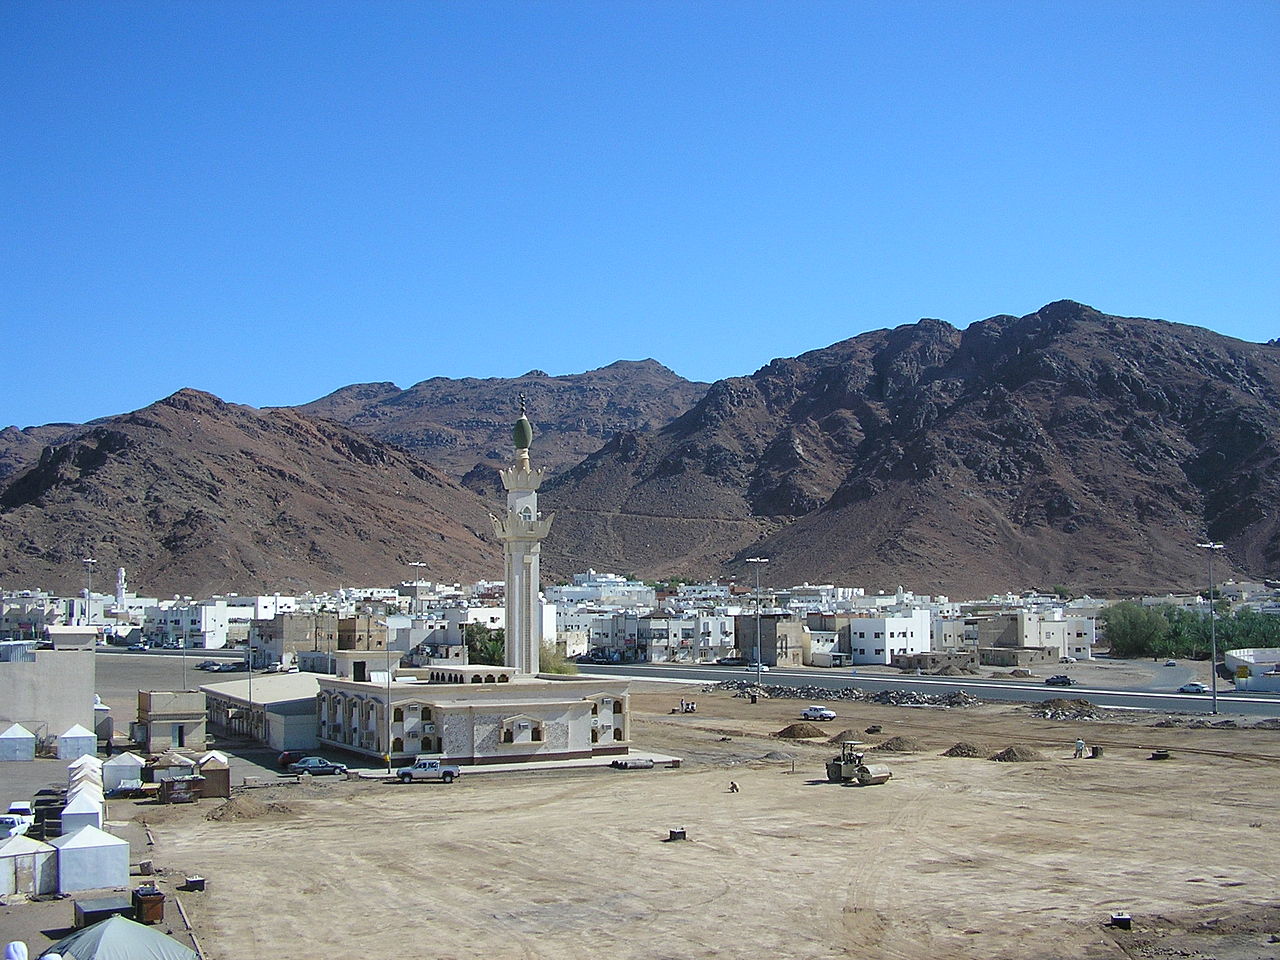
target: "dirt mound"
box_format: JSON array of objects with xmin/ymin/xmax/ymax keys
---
[
  {"xmin": 826, "ymin": 728, "xmax": 861, "ymax": 744},
  {"xmin": 1010, "ymin": 669, "xmax": 1035, "ymax": 678},
  {"xmin": 206, "ymin": 796, "xmax": 295, "ymax": 822},
  {"xmin": 774, "ymin": 722, "xmax": 828, "ymax": 739},
  {"xmin": 989, "ymin": 745, "xmax": 1047, "ymax": 763},
  {"xmin": 942, "ymin": 741, "xmax": 984, "ymax": 758},
  {"xmin": 871, "ymin": 736, "xmax": 924, "ymax": 752},
  {"xmin": 933, "ymin": 665, "xmax": 964, "ymax": 676}
]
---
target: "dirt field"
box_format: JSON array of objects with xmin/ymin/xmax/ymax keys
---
[{"xmin": 89, "ymin": 684, "xmax": 1273, "ymax": 960}]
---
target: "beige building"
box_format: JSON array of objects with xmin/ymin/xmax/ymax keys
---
[
  {"xmin": 317, "ymin": 650, "xmax": 630, "ymax": 764},
  {"xmin": 134, "ymin": 690, "xmax": 207, "ymax": 753}
]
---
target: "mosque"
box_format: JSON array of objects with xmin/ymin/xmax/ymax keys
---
[{"xmin": 314, "ymin": 404, "xmax": 632, "ymax": 764}]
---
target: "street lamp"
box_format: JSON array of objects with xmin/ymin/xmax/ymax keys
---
[
  {"xmin": 1196, "ymin": 541, "xmax": 1224, "ymax": 715},
  {"xmin": 746, "ymin": 558, "xmax": 769, "ymax": 689},
  {"xmin": 82, "ymin": 558, "xmax": 96, "ymax": 626}
]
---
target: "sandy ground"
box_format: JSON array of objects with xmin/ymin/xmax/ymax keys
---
[{"xmin": 83, "ymin": 685, "xmax": 1276, "ymax": 960}]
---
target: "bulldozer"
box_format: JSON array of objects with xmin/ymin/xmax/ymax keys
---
[{"xmin": 826, "ymin": 742, "xmax": 893, "ymax": 786}]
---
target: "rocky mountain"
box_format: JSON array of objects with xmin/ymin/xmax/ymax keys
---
[
  {"xmin": 0, "ymin": 424, "xmax": 80, "ymax": 483},
  {"xmin": 290, "ymin": 359, "xmax": 708, "ymax": 481},
  {"xmin": 541, "ymin": 302, "xmax": 1280, "ymax": 596},
  {"xmin": 0, "ymin": 390, "xmax": 502, "ymax": 597}
]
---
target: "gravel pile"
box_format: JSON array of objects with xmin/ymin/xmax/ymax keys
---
[
  {"xmin": 942, "ymin": 742, "xmax": 984, "ymax": 758},
  {"xmin": 826, "ymin": 728, "xmax": 862, "ymax": 744},
  {"xmin": 206, "ymin": 796, "xmax": 295, "ymax": 822},
  {"xmin": 774, "ymin": 722, "xmax": 829, "ymax": 739},
  {"xmin": 871, "ymin": 736, "xmax": 925, "ymax": 752},
  {"xmin": 989, "ymin": 745, "xmax": 1047, "ymax": 763}
]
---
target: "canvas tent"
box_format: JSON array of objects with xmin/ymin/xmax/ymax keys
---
[
  {"xmin": 48, "ymin": 826, "xmax": 128, "ymax": 894},
  {"xmin": 0, "ymin": 835, "xmax": 57, "ymax": 897},
  {"xmin": 61, "ymin": 792, "xmax": 104, "ymax": 834},
  {"xmin": 56, "ymin": 725, "xmax": 97, "ymax": 762},
  {"xmin": 38, "ymin": 914, "xmax": 196, "ymax": 960},
  {"xmin": 0, "ymin": 724, "xmax": 36, "ymax": 762},
  {"xmin": 100, "ymin": 753, "xmax": 144, "ymax": 793}
]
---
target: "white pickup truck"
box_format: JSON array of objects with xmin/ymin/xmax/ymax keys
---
[
  {"xmin": 396, "ymin": 757, "xmax": 461, "ymax": 784},
  {"xmin": 1, "ymin": 802, "xmax": 35, "ymax": 839}
]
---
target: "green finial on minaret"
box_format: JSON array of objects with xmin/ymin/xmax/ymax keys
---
[{"xmin": 513, "ymin": 393, "xmax": 533, "ymax": 450}]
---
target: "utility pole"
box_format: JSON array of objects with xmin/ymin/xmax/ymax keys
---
[
  {"xmin": 1196, "ymin": 541, "xmax": 1224, "ymax": 715},
  {"xmin": 746, "ymin": 557, "xmax": 768, "ymax": 689},
  {"xmin": 82, "ymin": 557, "xmax": 96, "ymax": 626}
]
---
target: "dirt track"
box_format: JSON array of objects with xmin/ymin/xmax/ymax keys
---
[{"xmin": 141, "ymin": 685, "xmax": 1280, "ymax": 960}]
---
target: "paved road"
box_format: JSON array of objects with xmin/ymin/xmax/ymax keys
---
[{"xmin": 577, "ymin": 663, "xmax": 1280, "ymax": 717}]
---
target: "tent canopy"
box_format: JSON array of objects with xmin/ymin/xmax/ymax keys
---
[{"xmin": 39, "ymin": 914, "xmax": 196, "ymax": 960}]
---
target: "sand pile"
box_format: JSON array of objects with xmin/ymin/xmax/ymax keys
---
[
  {"xmin": 933, "ymin": 665, "xmax": 964, "ymax": 676},
  {"xmin": 206, "ymin": 796, "xmax": 295, "ymax": 822},
  {"xmin": 826, "ymin": 729, "xmax": 861, "ymax": 744},
  {"xmin": 942, "ymin": 742, "xmax": 984, "ymax": 758},
  {"xmin": 774, "ymin": 722, "xmax": 828, "ymax": 739},
  {"xmin": 871, "ymin": 736, "xmax": 924, "ymax": 752},
  {"xmin": 989, "ymin": 746, "xmax": 1047, "ymax": 763}
]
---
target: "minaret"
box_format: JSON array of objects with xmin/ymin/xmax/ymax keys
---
[
  {"xmin": 490, "ymin": 397, "xmax": 555, "ymax": 674},
  {"xmin": 116, "ymin": 568, "xmax": 127, "ymax": 608}
]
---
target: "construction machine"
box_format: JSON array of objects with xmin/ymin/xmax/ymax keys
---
[{"xmin": 825, "ymin": 742, "xmax": 893, "ymax": 786}]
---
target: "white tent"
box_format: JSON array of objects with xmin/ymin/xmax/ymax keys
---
[
  {"xmin": 100, "ymin": 753, "xmax": 144, "ymax": 793},
  {"xmin": 56, "ymin": 725, "xmax": 97, "ymax": 762},
  {"xmin": 0, "ymin": 835, "xmax": 57, "ymax": 897},
  {"xmin": 67, "ymin": 755, "xmax": 102, "ymax": 772},
  {"xmin": 61, "ymin": 792, "xmax": 104, "ymax": 834},
  {"xmin": 39, "ymin": 915, "xmax": 196, "ymax": 960},
  {"xmin": 0, "ymin": 724, "xmax": 36, "ymax": 762},
  {"xmin": 68, "ymin": 768, "xmax": 102, "ymax": 791},
  {"xmin": 48, "ymin": 825, "xmax": 128, "ymax": 894}
]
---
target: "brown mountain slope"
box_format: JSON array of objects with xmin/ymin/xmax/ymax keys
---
[
  {"xmin": 290, "ymin": 359, "xmax": 708, "ymax": 480},
  {"xmin": 542, "ymin": 302, "xmax": 1280, "ymax": 595},
  {"xmin": 0, "ymin": 390, "xmax": 501, "ymax": 597}
]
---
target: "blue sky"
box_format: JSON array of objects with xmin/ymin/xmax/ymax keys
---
[{"xmin": 3, "ymin": 2, "xmax": 1276, "ymax": 428}]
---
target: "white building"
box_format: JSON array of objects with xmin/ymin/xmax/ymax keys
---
[
  {"xmin": 843, "ymin": 610, "xmax": 933, "ymax": 665},
  {"xmin": 545, "ymin": 570, "xmax": 656, "ymax": 608},
  {"xmin": 143, "ymin": 599, "xmax": 236, "ymax": 648}
]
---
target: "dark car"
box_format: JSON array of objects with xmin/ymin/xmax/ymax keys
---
[
  {"xmin": 1044, "ymin": 675, "xmax": 1076, "ymax": 686},
  {"xmin": 288, "ymin": 757, "xmax": 348, "ymax": 776},
  {"xmin": 716, "ymin": 657, "xmax": 747, "ymax": 666},
  {"xmin": 277, "ymin": 750, "xmax": 307, "ymax": 769}
]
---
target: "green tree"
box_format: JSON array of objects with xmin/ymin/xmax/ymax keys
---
[
  {"xmin": 464, "ymin": 623, "xmax": 505, "ymax": 665},
  {"xmin": 539, "ymin": 643, "xmax": 579, "ymax": 675},
  {"xmin": 1100, "ymin": 602, "xmax": 1169, "ymax": 658}
]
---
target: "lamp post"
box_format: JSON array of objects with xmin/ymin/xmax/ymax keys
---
[
  {"xmin": 746, "ymin": 557, "xmax": 768, "ymax": 689},
  {"xmin": 1195, "ymin": 541, "xmax": 1224, "ymax": 715},
  {"xmin": 82, "ymin": 557, "xmax": 96, "ymax": 626}
]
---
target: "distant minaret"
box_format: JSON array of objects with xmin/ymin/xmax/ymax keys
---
[
  {"xmin": 490, "ymin": 397, "xmax": 555, "ymax": 674},
  {"xmin": 116, "ymin": 567, "xmax": 127, "ymax": 608}
]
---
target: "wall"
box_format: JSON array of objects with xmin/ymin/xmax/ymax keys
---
[{"xmin": 0, "ymin": 649, "xmax": 94, "ymax": 738}]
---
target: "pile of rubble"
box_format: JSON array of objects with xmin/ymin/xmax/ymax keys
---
[
  {"xmin": 1029, "ymin": 698, "xmax": 1106, "ymax": 721},
  {"xmin": 718, "ymin": 680, "xmax": 980, "ymax": 709}
]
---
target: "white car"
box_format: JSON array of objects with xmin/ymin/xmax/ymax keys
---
[
  {"xmin": 1178, "ymin": 682, "xmax": 1208, "ymax": 694},
  {"xmin": 801, "ymin": 706, "xmax": 837, "ymax": 721}
]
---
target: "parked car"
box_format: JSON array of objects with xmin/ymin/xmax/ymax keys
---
[
  {"xmin": 716, "ymin": 656, "xmax": 747, "ymax": 666},
  {"xmin": 801, "ymin": 705, "xmax": 837, "ymax": 721},
  {"xmin": 277, "ymin": 750, "xmax": 307, "ymax": 769},
  {"xmin": 744, "ymin": 662, "xmax": 770, "ymax": 672},
  {"xmin": 1178, "ymin": 682, "xmax": 1208, "ymax": 694},
  {"xmin": 1059, "ymin": 656, "xmax": 1078, "ymax": 663},
  {"xmin": 396, "ymin": 757, "xmax": 461, "ymax": 784},
  {"xmin": 196, "ymin": 660, "xmax": 219, "ymax": 670},
  {"xmin": 128, "ymin": 643, "xmax": 148, "ymax": 651},
  {"xmin": 1044, "ymin": 675, "xmax": 1076, "ymax": 686},
  {"xmin": 289, "ymin": 757, "xmax": 348, "ymax": 776},
  {"xmin": 1164, "ymin": 659, "xmax": 1178, "ymax": 667}
]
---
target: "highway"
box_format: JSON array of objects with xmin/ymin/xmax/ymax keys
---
[{"xmin": 576, "ymin": 662, "xmax": 1280, "ymax": 718}]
